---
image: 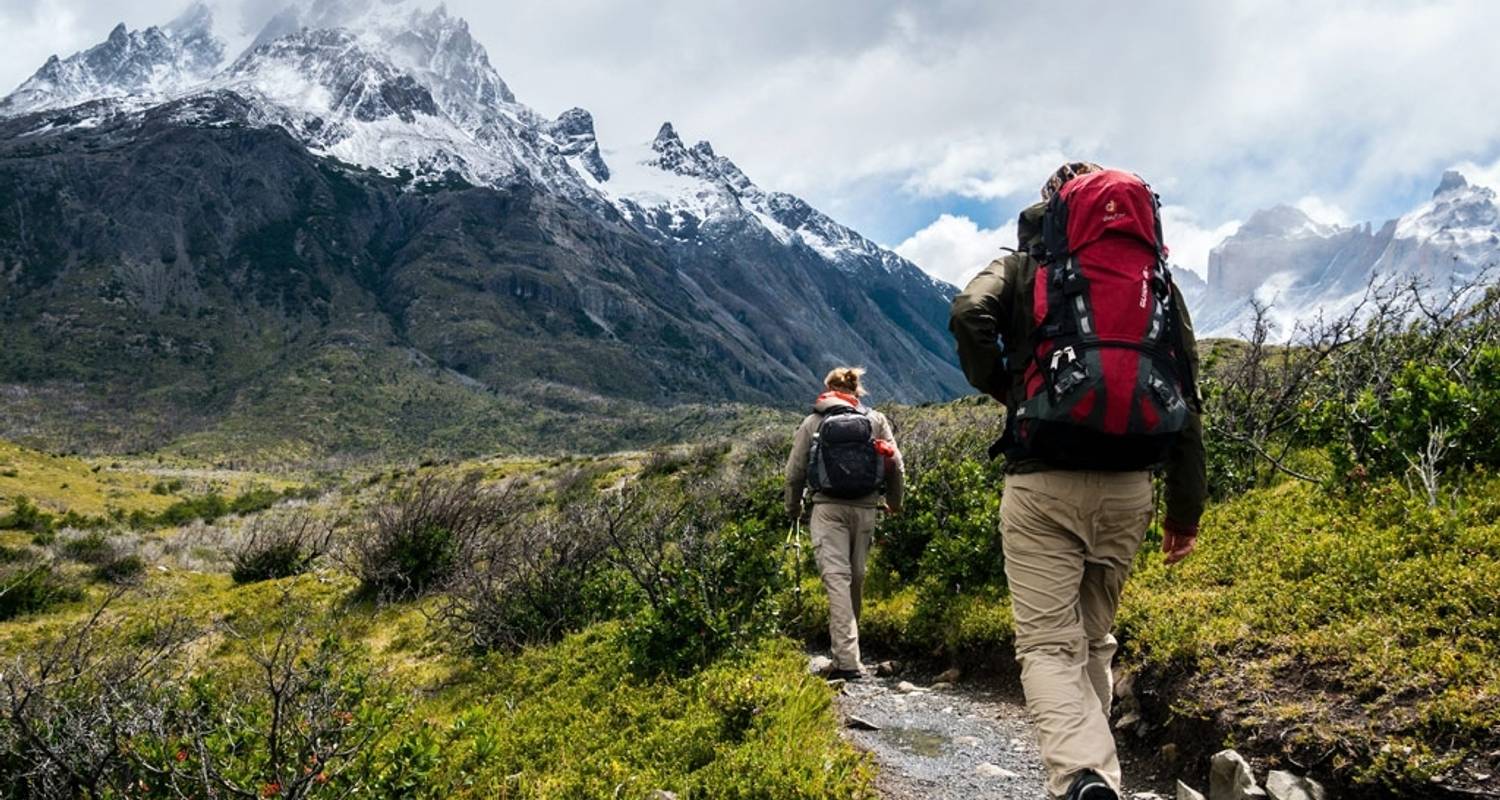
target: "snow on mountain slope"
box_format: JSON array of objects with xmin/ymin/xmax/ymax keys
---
[
  {"xmin": 0, "ymin": 3, "xmax": 227, "ymax": 116},
  {"xmin": 5, "ymin": 0, "xmax": 928, "ymax": 285},
  {"xmin": 1194, "ymin": 171, "xmax": 1499, "ymax": 339}
]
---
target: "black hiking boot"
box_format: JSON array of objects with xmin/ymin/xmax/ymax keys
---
[
  {"xmin": 1064, "ymin": 771, "xmax": 1117, "ymax": 800},
  {"xmin": 827, "ymin": 668, "xmax": 864, "ymax": 682}
]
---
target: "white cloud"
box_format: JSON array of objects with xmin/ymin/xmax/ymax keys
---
[
  {"xmin": 1159, "ymin": 205, "xmax": 1241, "ymax": 279},
  {"xmin": 893, "ymin": 214, "xmax": 1016, "ymax": 287},
  {"xmin": 1294, "ymin": 195, "xmax": 1351, "ymax": 227}
]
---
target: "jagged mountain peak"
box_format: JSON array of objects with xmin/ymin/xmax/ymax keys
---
[
  {"xmin": 0, "ymin": 8, "xmax": 228, "ymax": 117},
  {"xmin": 1237, "ymin": 204, "xmax": 1341, "ymax": 239},
  {"xmin": 1434, "ymin": 169, "xmax": 1469, "ymax": 197},
  {"xmin": 223, "ymin": 27, "xmax": 439, "ymax": 124}
]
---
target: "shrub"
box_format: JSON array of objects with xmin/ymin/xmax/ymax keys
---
[
  {"xmin": 0, "ymin": 561, "xmax": 82, "ymax": 621},
  {"xmin": 601, "ymin": 481, "xmax": 789, "ymax": 674},
  {"xmin": 0, "ymin": 594, "xmax": 398, "ymax": 800},
  {"xmin": 229, "ymin": 511, "xmax": 334, "ymax": 584},
  {"xmin": 874, "ymin": 404, "xmax": 1005, "ymax": 587},
  {"xmin": 57, "ymin": 530, "xmax": 115, "ymax": 565},
  {"xmin": 348, "ymin": 473, "xmax": 507, "ymax": 599},
  {"xmin": 0, "ymin": 496, "xmax": 54, "ymax": 534},
  {"xmin": 93, "ymin": 554, "xmax": 146, "ymax": 585},
  {"xmin": 0, "ymin": 604, "xmax": 193, "ymax": 797},
  {"xmin": 442, "ymin": 495, "xmax": 614, "ymax": 651}
]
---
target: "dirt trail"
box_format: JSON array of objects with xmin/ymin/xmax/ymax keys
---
[{"xmin": 831, "ymin": 669, "xmax": 1169, "ymax": 799}]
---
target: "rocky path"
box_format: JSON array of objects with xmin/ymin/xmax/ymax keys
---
[{"xmin": 824, "ymin": 660, "xmax": 1173, "ymax": 800}]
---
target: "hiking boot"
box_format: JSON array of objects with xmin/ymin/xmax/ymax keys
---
[
  {"xmin": 827, "ymin": 667, "xmax": 864, "ymax": 682},
  {"xmin": 1064, "ymin": 771, "xmax": 1117, "ymax": 800}
]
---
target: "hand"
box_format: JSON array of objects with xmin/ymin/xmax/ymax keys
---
[
  {"xmin": 883, "ymin": 503, "xmax": 900, "ymax": 516},
  {"xmin": 1162, "ymin": 521, "xmax": 1197, "ymax": 566}
]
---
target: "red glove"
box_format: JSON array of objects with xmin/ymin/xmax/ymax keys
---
[{"xmin": 1162, "ymin": 519, "xmax": 1198, "ymax": 566}]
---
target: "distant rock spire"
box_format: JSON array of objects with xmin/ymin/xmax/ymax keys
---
[{"xmin": 1434, "ymin": 170, "xmax": 1468, "ymax": 198}]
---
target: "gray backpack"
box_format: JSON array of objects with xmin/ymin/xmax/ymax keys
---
[{"xmin": 808, "ymin": 407, "xmax": 886, "ymax": 498}]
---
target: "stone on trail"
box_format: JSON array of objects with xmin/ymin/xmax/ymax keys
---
[
  {"xmin": 896, "ymin": 680, "xmax": 920, "ymax": 693},
  {"xmin": 931, "ymin": 681, "xmax": 953, "ymax": 690},
  {"xmin": 1178, "ymin": 780, "xmax": 1207, "ymax": 800},
  {"xmin": 935, "ymin": 667, "xmax": 962, "ymax": 683},
  {"xmin": 874, "ymin": 659, "xmax": 901, "ymax": 676},
  {"xmin": 845, "ymin": 714, "xmax": 881, "ymax": 731},
  {"xmin": 1266, "ymin": 771, "xmax": 1328, "ymax": 800},
  {"xmin": 1210, "ymin": 749, "xmax": 1268, "ymax": 799},
  {"xmin": 976, "ymin": 762, "xmax": 1019, "ymax": 779},
  {"xmin": 807, "ymin": 655, "xmax": 834, "ymax": 676},
  {"xmin": 954, "ymin": 735, "xmax": 980, "ymax": 747}
]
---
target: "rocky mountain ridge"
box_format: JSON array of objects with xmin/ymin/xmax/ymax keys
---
[
  {"xmin": 1193, "ymin": 170, "xmax": 1499, "ymax": 338},
  {"xmin": 0, "ymin": 0, "xmax": 965, "ymax": 456}
]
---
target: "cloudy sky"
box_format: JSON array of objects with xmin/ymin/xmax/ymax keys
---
[{"xmin": 3, "ymin": 0, "xmax": 1498, "ymax": 286}]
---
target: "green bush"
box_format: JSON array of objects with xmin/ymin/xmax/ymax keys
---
[
  {"xmin": 230, "ymin": 512, "xmax": 332, "ymax": 584},
  {"xmin": 874, "ymin": 407, "xmax": 1005, "ymax": 589},
  {"xmin": 58, "ymin": 530, "xmax": 115, "ymax": 565},
  {"xmin": 0, "ymin": 561, "xmax": 81, "ymax": 621},
  {"xmin": 608, "ymin": 484, "xmax": 789, "ymax": 675},
  {"xmin": 350, "ymin": 473, "xmax": 505, "ymax": 599},
  {"xmin": 93, "ymin": 554, "xmax": 146, "ymax": 585},
  {"xmin": 0, "ymin": 496, "xmax": 54, "ymax": 533}
]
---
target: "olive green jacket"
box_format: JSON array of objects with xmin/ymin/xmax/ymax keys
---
[{"xmin": 948, "ymin": 202, "xmax": 1208, "ymax": 529}]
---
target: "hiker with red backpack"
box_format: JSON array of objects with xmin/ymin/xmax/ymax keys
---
[
  {"xmin": 950, "ymin": 163, "xmax": 1207, "ymax": 800},
  {"xmin": 785, "ymin": 367, "xmax": 905, "ymax": 682}
]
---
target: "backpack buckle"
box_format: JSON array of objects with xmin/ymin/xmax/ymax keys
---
[{"xmin": 1049, "ymin": 346, "xmax": 1077, "ymax": 371}]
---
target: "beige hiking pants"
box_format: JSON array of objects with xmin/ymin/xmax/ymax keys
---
[
  {"xmin": 1000, "ymin": 470, "xmax": 1153, "ymax": 798},
  {"xmin": 810, "ymin": 502, "xmax": 878, "ymax": 671}
]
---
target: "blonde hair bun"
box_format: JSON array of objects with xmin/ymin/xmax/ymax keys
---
[{"xmin": 824, "ymin": 366, "xmax": 867, "ymax": 396}]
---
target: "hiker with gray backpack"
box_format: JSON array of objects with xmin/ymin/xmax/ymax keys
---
[
  {"xmin": 950, "ymin": 163, "xmax": 1208, "ymax": 800},
  {"xmin": 785, "ymin": 367, "xmax": 905, "ymax": 682}
]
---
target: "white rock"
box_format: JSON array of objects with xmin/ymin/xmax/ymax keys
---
[
  {"xmin": 954, "ymin": 735, "xmax": 981, "ymax": 747},
  {"xmin": 1265, "ymin": 771, "xmax": 1327, "ymax": 800},
  {"xmin": 1178, "ymin": 780, "xmax": 1207, "ymax": 800},
  {"xmin": 1210, "ymin": 749, "xmax": 1267, "ymax": 800},
  {"xmin": 807, "ymin": 655, "xmax": 834, "ymax": 676},
  {"xmin": 976, "ymin": 762, "xmax": 1019, "ymax": 779},
  {"xmin": 931, "ymin": 681, "xmax": 953, "ymax": 691},
  {"xmin": 896, "ymin": 681, "xmax": 920, "ymax": 693},
  {"xmin": 1115, "ymin": 710, "xmax": 1143, "ymax": 730}
]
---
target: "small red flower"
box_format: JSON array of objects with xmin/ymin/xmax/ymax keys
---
[
  {"xmin": 175, "ymin": 749, "xmax": 188, "ymax": 762},
  {"xmin": 261, "ymin": 781, "xmax": 281, "ymax": 797}
]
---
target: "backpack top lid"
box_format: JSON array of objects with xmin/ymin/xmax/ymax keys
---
[{"xmin": 1043, "ymin": 169, "xmax": 1167, "ymax": 261}]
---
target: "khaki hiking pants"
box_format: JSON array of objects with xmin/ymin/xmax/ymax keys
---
[
  {"xmin": 810, "ymin": 502, "xmax": 878, "ymax": 671},
  {"xmin": 1000, "ymin": 470, "xmax": 1154, "ymax": 798}
]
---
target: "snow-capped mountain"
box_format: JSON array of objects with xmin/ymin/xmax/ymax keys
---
[
  {"xmin": 1193, "ymin": 171, "xmax": 1499, "ymax": 338},
  {"xmin": 1, "ymin": 0, "xmax": 929, "ymax": 283},
  {"xmin": 0, "ymin": 0, "xmax": 966, "ymax": 455},
  {"xmin": 0, "ymin": 5, "xmax": 225, "ymax": 117}
]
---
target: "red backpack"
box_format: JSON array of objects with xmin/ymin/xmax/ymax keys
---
[{"xmin": 1013, "ymin": 169, "xmax": 1192, "ymax": 470}]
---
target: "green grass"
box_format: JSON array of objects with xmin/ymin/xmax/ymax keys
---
[
  {"xmin": 0, "ymin": 440, "xmax": 177, "ymax": 517},
  {"xmin": 1117, "ymin": 473, "xmax": 1500, "ymax": 785}
]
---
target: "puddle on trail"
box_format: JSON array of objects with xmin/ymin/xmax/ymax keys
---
[{"xmin": 882, "ymin": 726, "xmax": 951, "ymax": 757}]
